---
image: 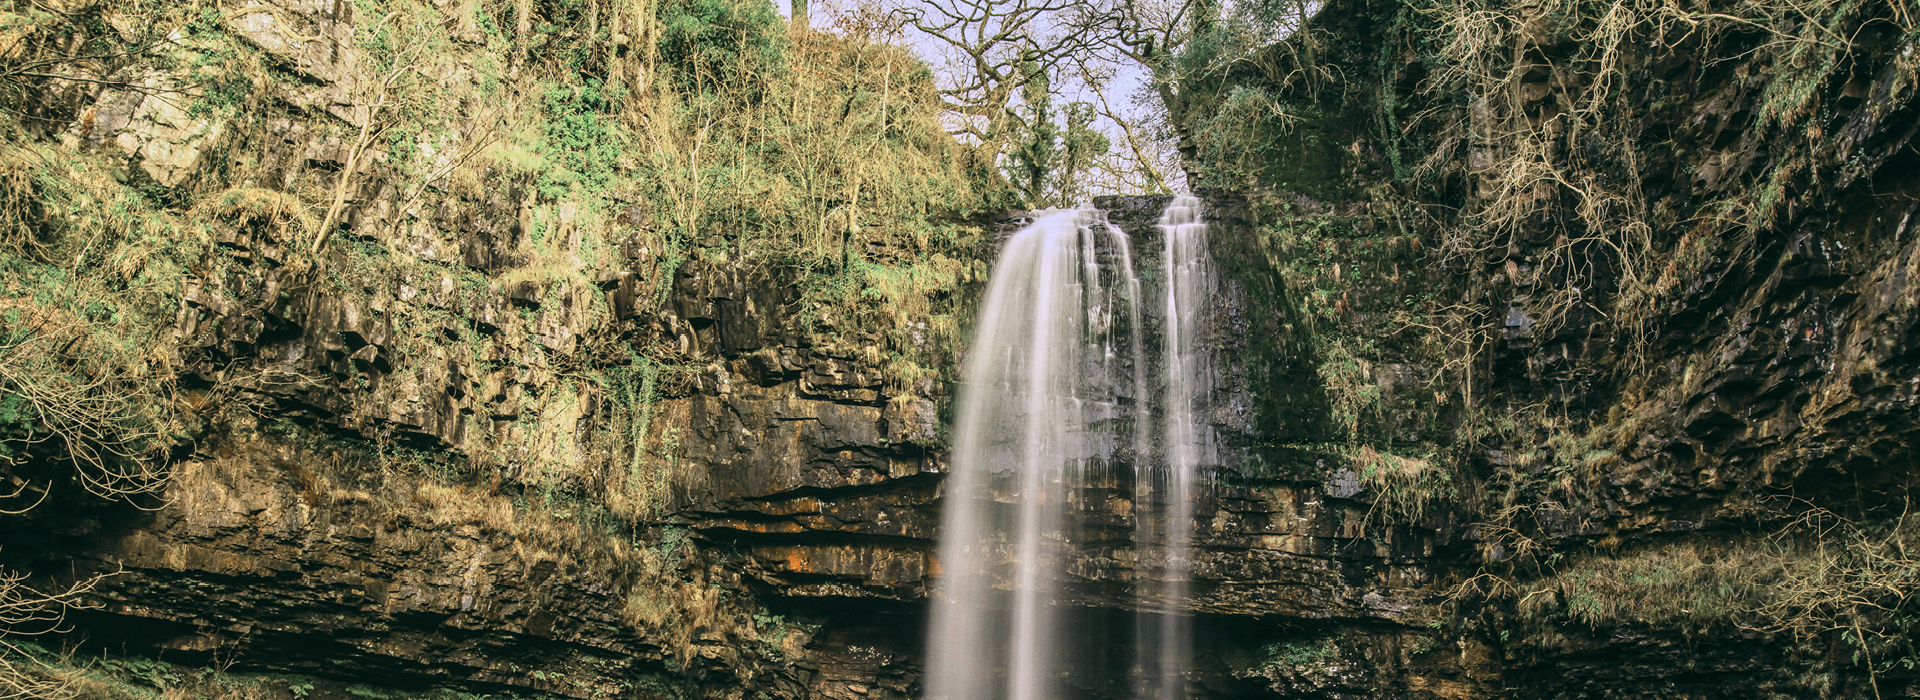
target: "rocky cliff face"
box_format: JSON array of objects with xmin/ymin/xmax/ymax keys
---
[
  {"xmin": 4, "ymin": 207, "xmax": 978, "ymax": 698},
  {"xmin": 6, "ymin": 190, "xmax": 1497, "ymax": 699},
  {"xmin": 1168, "ymin": 0, "xmax": 1920, "ymax": 695},
  {"xmin": 1, "ymin": 0, "xmax": 988, "ymax": 694},
  {"xmin": 6, "ymin": 0, "xmax": 1918, "ymax": 697}
]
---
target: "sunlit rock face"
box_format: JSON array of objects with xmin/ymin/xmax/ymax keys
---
[{"xmin": 3, "ymin": 177, "xmax": 1488, "ymax": 699}]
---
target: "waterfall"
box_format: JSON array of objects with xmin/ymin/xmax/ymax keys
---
[
  {"xmin": 927, "ymin": 196, "xmax": 1213, "ymax": 700},
  {"xmin": 1135, "ymin": 195, "xmax": 1211, "ymax": 700}
]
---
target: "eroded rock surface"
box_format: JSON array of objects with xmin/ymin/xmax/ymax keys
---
[{"xmin": 8, "ymin": 0, "xmax": 1919, "ymax": 696}]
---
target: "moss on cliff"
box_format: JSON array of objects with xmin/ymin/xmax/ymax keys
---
[
  {"xmin": 1175, "ymin": 0, "xmax": 1920, "ymax": 692},
  {"xmin": 0, "ymin": 0, "xmax": 1004, "ymax": 695},
  {"xmin": 0, "ymin": 0, "xmax": 1005, "ymax": 488}
]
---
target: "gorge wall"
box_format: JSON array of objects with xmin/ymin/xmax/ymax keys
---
[
  {"xmin": 3, "ymin": 0, "xmax": 1918, "ymax": 698},
  {"xmin": 8, "ymin": 188, "xmax": 1483, "ymax": 700}
]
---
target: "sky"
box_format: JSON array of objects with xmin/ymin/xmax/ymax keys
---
[{"xmin": 774, "ymin": 0, "xmax": 1185, "ymax": 197}]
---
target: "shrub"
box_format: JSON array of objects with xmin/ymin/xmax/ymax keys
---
[{"xmin": 656, "ymin": 0, "xmax": 783, "ymax": 89}]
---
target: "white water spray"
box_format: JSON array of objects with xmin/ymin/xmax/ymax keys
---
[{"xmin": 927, "ymin": 196, "xmax": 1214, "ymax": 700}]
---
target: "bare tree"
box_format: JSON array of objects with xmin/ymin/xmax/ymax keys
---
[
  {"xmin": 310, "ymin": 10, "xmax": 435, "ymax": 255},
  {"xmin": 0, "ymin": 568, "xmax": 114, "ymax": 699},
  {"xmin": 894, "ymin": 0, "xmax": 1111, "ymax": 146},
  {"xmin": 1071, "ymin": 59, "xmax": 1180, "ymax": 194},
  {"xmin": 0, "ymin": 293, "xmax": 173, "ymax": 504},
  {"xmin": 1090, "ymin": 90, "xmax": 1181, "ymax": 194},
  {"xmin": 890, "ymin": 0, "xmax": 1284, "ymax": 196},
  {"xmin": 1088, "ymin": 0, "xmax": 1325, "ymax": 177},
  {"xmin": 1094, "ymin": 0, "xmax": 1205, "ymax": 136}
]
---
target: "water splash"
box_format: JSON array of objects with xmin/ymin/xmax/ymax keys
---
[{"xmin": 927, "ymin": 196, "xmax": 1213, "ymax": 700}]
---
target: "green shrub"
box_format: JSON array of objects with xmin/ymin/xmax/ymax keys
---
[
  {"xmin": 541, "ymin": 79, "xmax": 626, "ymax": 199},
  {"xmin": 657, "ymin": 0, "xmax": 783, "ymax": 88}
]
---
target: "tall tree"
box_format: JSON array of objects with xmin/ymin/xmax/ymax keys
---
[{"xmin": 894, "ymin": 0, "xmax": 1105, "ymax": 145}]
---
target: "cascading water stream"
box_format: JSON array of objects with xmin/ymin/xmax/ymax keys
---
[
  {"xmin": 1138, "ymin": 195, "xmax": 1212, "ymax": 700},
  {"xmin": 927, "ymin": 196, "xmax": 1214, "ymax": 700}
]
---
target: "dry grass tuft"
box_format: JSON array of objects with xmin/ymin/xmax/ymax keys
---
[
  {"xmin": 1478, "ymin": 505, "xmax": 1920, "ymax": 688},
  {"xmin": 1515, "ymin": 539, "xmax": 1789, "ymax": 631},
  {"xmin": 1354, "ymin": 444, "xmax": 1449, "ymax": 527},
  {"xmin": 198, "ymin": 187, "xmax": 312, "ymax": 243},
  {"xmin": 1408, "ymin": 0, "xmax": 1916, "ymax": 371}
]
